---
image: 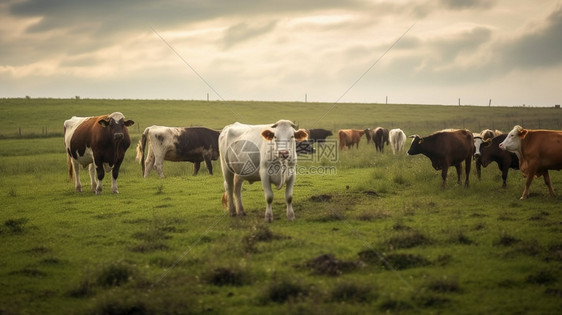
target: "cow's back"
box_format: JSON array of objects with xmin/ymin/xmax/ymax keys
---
[{"xmin": 175, "ymin": 127, "xmax": 220, "ymax": 161}]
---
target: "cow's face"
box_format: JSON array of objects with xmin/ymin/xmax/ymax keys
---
[
  {"xmin": 261, "ymin": 120, "xmax": 308, "ymax": 160},
  {"xmin": 473, "ymin": 136, "xmax": 484, "ymax": 158},
  {"xmin": 99, "ymin": 112, "xmax": 134, "ymax": 141},
  {"xmin": 499, "ymin": 125, "xmax": 524, "ymax": 153},
  {"xmin": 406, "ymin": 135, "xmax": 422, "ymax": 155},
  {"xmin": 479, "ymin": 138, "xmax": 494, "ymax": 166}
]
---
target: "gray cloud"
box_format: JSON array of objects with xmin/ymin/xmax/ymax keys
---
[
  {"xmin": 223, "ymin": 21, "xmax": 278, "ymax": 49},
  {"xmin": 500, "ymin": 6, "xmax": 562, "ymax": 69},
  {"xmin": 438, "ymin": 0, "xmax": 496, "ymax": 10}
]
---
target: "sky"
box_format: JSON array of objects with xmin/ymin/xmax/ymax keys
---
[{"xmin": 1, "ymin": 0, "xmax": 561, "ymax": 106}]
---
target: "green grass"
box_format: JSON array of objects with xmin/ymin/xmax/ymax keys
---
[{"xmin": 0, "ymin": 99, "xmax": 561, "ymax": 314}]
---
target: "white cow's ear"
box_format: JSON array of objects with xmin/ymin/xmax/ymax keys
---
[
  {"xmin": 519, "ymin": 129, "xmax": 528, "ymax": 139},
  {"xmin": 261, "ymin": 129, "xmax": 275, "ymax": 140},
  {"xmin": 294, "ymin": 129, "xmax": 308, "ymax": 141}
]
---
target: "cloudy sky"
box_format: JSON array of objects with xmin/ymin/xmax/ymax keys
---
[{"xmin": 1, "ymin": 0, "xmax": 561, "ymax": 106}]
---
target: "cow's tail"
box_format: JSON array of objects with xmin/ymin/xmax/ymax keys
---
[
  {"xmin": 338, "ymin": 130, "xmax": 345, "ymax": 150},
  {"xmin": 136, "ymin": 128, "xmax": 148, "ymax": 175}
]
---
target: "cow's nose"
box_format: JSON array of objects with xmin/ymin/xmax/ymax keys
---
[
  {"xmin": 278, "ymin": 150, "xmax": 289, "ymax": 159},
  {"xmin": 474, "ymin": 153, "xmax": 480, "ymax": 158},
  {"xmin": 114, "ymin": 133, "xmax": 124, "ymax": 140}
]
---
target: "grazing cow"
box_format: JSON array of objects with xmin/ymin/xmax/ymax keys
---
[
  {"xmin": 219, "ymin": 120, "xmax": 308, "ymax": 222},
  {"xmin": 473, "ymin": 129, "xmax": 501, "ymax": 180},
  {"xmin": 337, "ymin": 129, "xmax": 365, "ymax": 150},
  {"xmin": 372, "ymin": 127, "xmax": 388, "ymax": 152},
  {"xmin": 477, "ymin": 134, "xmax": 519, "ymax": 188},
  {"xmin": 499, "ymin": 125, "xmax": 562, "ymax": 199},
  {"xmin": 389, "ymin": 128, "xmax": 406, "ymax": 154},
  {"xmin": 136, "ymin": 126, "xmax": 220, "ymax": 178},
  {"xmin": 64, "ymin": 112, "xmax": 134, "ymax": 194},
  {"xmin": 407, "ymin": 129, "xmax": 473, "ymax": 188}
]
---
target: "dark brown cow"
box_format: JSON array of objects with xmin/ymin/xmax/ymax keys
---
[
  {"xmin": 499, "ymin": 125, "xmax": 562, "ymax": 199},
  {"xmin": 64, "ymin": 112, "xmax": 134, "ymax": 194},
  {"xmin": 372, "ymin": 127, "xmax": 389, "ymax": 152},
  {"xmin": 478, "ymin": 134, "xmax": 519, "ymax": 188},
  {"xmin": 407, "ymin": 129, "xmax": 474, "ymax": 188},
  {"xmin": 136, "ymin": 126, "xmax": 220, "ymax": 178},
  {"xmin": 338, "ymin": 129, "xmax": 365, "ymax": 150}
]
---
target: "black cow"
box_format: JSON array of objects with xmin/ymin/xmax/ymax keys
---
[{"xmin": 478, "ymin": 134, "xmax": 519, "ymax": 188}]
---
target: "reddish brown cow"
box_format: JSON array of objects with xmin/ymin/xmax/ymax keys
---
[
  {"xmin": 499, "ymin": 125, "xmax": 562, "ymax": 199},
  {"xmin": 407, "ymin": 129, "xmax": 474, "ymax": 188},
  {"xmin": 338, "ymin": 129, "xmax": 365, "ymax": 150},
  {"xmin": 64, "ymin": 112, "xmax": 134, "ymax": 194}
]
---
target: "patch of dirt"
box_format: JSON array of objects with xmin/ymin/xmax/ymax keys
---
[
  {"xmin": 310, "ymin": 194, "xmax": 333, "ymax": 202},
  {"xmin": 302, "ymin": 254, "xmax": 364, "ymax": 276}
]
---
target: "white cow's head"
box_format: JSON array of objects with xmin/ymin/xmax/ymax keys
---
[
  {"xmin": 473, "ymin": 136, "xmax": 484, "ymax": 158},
  {"xmin": 499, "ymin": 125, "xmax": 525, "ymax": 153},
  {"xmin": 261, "ymin": 120, "xmax": 308, "ymax": 160}
]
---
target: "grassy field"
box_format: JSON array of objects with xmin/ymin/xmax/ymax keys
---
[{"xmin": 0, "ymin": 99, "xmax": 561, "ymax": 314}]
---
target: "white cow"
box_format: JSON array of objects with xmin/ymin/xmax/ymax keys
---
[
  {"xmin": 389, "ymin": 128, "xmax": 406, "ymax": 154},
  {"xmin": 219, "ymin": 120, "xmax": 308, "ymax": 222}
]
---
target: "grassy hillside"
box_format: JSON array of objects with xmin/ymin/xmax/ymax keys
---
[
  {"xmin": 1, "ymin": 98, "xmax": 561, "ymax": 138},
  {"xmin": 0, "ymin": 99, "xmax": 561, "ymax": 314}
]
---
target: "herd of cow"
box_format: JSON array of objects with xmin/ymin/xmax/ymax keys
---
[{"xmin": 63, "ymin": 112, "xmax": 562, "ymax": 222}]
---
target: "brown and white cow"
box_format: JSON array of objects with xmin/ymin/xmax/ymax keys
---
[
  {"xmin": 337, "ymin": 129, "xmax": 365, "ymax": 150},
  {"xmin": 407, "ymin": 129, "xmax": 473, "ymax": 188},
  {"xmin": 478, "ymin": 134, "xmax": 519, "ymax": 188},
  {"xmin": 64, "ymin": 112, "xmax": 134, "ymax": 194},
  {"xmin": 219, "ymin": 120, "xmax": 308, "ymax": 222},
  {"xmin": 136, "ymin": 126, "xmax": 220, "ymax": 178},
  {"xmin": 499, "ymin": 125, "xmax": 562, "ymax": 199}
]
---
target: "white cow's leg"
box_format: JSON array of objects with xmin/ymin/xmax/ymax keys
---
[
  {"xmin": 233, "ymin": 174, "xmax": 246, "ymax": 216},
  {"xmin": 153, "ymin": 152, "xmax": 165, "ymax": 178},
  {"xmin": 144, "ymin": 149, "xmax": 155, "ymax": 178},
  {"xmin": 223, "ymin": 174, "xmax": 236, "ymax": 217},
  {"xmin": 72, "ymin": 160, "xmax": 82, "ymax": 192},
  {"xmin": 262, "ymin": 178, "xmax": 274, "ymax": 223},
  {"xmin": 284, "ymin": 175, "xmax": 296, "ymax": 221},
  {"xmin": 88, "ymin": 164, "xmax": 99, "ymax": 193}
]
